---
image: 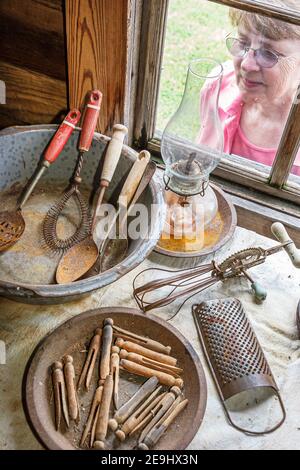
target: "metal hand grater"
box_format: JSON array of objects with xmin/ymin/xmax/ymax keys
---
[{"xmin": 193, "ymin": 298, "xmax": 286, "ymax": 435}]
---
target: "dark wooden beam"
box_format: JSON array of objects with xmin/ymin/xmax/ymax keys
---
[
  {"xmin": 0, "ymin": 61, "xmax": 67, "ymax": 129},
  {"xmin": 0, "ymin": 0, "xmax": 66, "ymax": 81}
]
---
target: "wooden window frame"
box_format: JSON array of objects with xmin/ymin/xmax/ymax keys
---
[
  {"xmin": 63, "ymin": 0, "xmax": 300, "ymax": 242},
  {"xmin": 131, "ymin": 0, "xmax": 300, "ymax": 222}
]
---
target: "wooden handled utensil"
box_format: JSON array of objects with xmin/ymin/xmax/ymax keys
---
[
  {"xmin": 100, "ymin": 159, "xmax": 156, "ymax": 272},
  {"xmin": 0, "ymin": 109, "xmax": 80, "ymax": 252},
  {"xmin": 86, "ymin": 150, "xmax": 151, "ymax": 277},
  {"xmin": 55, "ymin": 124, "xmax": 128, "ymax": 283},
  {"xmin": 271, "ymin": 222, "xmax": 300, "ymax": 268},
  {"xmin": 43, "ymin": 90, "xmax": 102, "ymax": 253}
]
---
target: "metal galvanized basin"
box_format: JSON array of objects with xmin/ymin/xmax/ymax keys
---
[{"xmin": 0, "ymin": 125, "xmax": 165, "ymax": 304}]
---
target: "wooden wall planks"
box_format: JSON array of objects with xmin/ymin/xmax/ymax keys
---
[
  {"xmin": 0, "ymin": 61, "xmax": 67, "ymax": 129},
  {"xmin": 0, "ymin": 0, "xmax": 67, "ymax": 129},
  {"xmin": 65, "ymin": 0, "xmax": 129, "ymax": 135}
]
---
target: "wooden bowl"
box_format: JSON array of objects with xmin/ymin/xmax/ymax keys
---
[
  {"xmin": 154, "ymin": 183, "xmax": 237, "ymax": 263},
  {"xmin": 23, "ymin": 307, "xmax": 207, "ymax": 450}
]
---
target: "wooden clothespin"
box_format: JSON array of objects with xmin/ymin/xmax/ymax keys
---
[
  {"xmin": 93, "ymin": 374, "xmax": 114, "ymax": 450},
  {"xmin": 138, "ymin": 399, "xmax": 188, "ymax": 450},
  {"xmin": 114, "ymin": 386, "xmax": 165, "ymax": 442},
  {"xmin": 99, "ymin": 318, "xmax": 114, "ymax": 381},
  {"xmin": 63, "ymin": 355, "xmax": 80, "ymax": 423},
  {"xmin": 138, "ymin": 386, "xmax": 182, "ymax": 445},
  {"xmin": 52, "ymin": 361, "xmax": 69, "ymax": 431},
  {"xmin": 77, "ymin": 328, "xmax": 102, "ymax": 391},
  {"xmin": 80, "ymin": 379, "xmax": 104, "ymax": 448},
  {"xmin": 108, "ymin": 376, "xmax": 159, "ymax": 432},
  {"xmin": 111, "ymin": 345, "xmax": 120, "ymax": 410}
]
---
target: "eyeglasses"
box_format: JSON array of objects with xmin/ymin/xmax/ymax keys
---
[{"xmin": 226, "ymin": 36, "xmax": 285, "ymax": 68}]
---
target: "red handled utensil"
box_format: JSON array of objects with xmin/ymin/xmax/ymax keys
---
[
  {"xmin": 55, "ymin": 124, "xmax": 128, "ymax": 284},
  {"xmin": 42, "ymin": 90, "xmax": 103, "ymax": 253},
  {"xmin": 0, "ymin": 109, "xmax": 81, "ymax": 252}
]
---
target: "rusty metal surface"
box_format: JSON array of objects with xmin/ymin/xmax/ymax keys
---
[
  {"xmin": 0, "ymin": 209, "xmax": 25, "ymax": 252},
  {"xmin": 0, "ymin": 126, "xmax": 165, "ymax": 304},
  {"xmin": 193, "ymin": 298, "xmax": 286, "ymax": 435},
  {"xmin": 56, "ymin": 237, "xmax": 99, "ymax": 284},
  {"xmin": 23, "ymin": 307, "xmax": 207, "ymax": 450}
]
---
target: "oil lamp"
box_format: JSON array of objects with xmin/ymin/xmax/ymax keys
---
[{"xmin": 158, "ymin": 58, "xmax": 224, "ymax": 253}]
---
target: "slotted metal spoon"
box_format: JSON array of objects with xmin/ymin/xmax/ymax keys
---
[{"xmin": 0, "ymin": 109, "xmax": 81, "ymax": 252}]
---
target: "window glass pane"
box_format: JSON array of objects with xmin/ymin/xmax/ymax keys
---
[
  {"xmin": 249, "ymin": 0, "xmax": 300, "ymax": 15},
  {"xmin": 156, "ymin": 0, "xmax": 300, "ymax": 178}
]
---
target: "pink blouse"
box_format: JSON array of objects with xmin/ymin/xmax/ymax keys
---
[{"xmin": 202, "ymin": 61, "xmax": 300, "ymax": 177}]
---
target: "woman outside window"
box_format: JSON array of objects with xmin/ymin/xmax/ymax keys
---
[{"xmin": 205, "ymin": 0, "xmax": 300, "ymax": 175}]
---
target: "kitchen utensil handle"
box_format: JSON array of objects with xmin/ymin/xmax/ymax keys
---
[
  {"xmin": 43, "ymin": 109, "xmax": 81, "ymax": 164},
  {"xmin": 100, "ymin": 124, "xmax": 128, "ymax": 186},
  {"xmin": 271, "ymin": 222, "xmax": 300, "ymax": 268},
  {"xmin": 79, "ymin": 90, "xmax": 103, "ymax": 152},
  {"xmin": 118, "ymin": 150, "xmax": 151, "ymax": 206},
  {"xmin": 127, "ymin": 161, "xmax": 156, "ymax": 216}
]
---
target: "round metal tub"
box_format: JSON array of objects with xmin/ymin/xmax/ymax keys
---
[{"xmin": 0, "ymin": 125, "xmax": 165, "ymax": 304}]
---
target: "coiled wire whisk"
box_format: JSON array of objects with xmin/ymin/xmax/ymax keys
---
[{"xmin": 42, "ymin": 153, "xmax": 92, "ymax": 253}]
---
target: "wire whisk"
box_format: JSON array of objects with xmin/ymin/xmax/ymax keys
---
[
  {"xmin": 42, "ymin": 90, "xmax": 102, "ymax": 253},
  {"xmin": 133, "ymin": 263, "xmax": 216, "ymax": 314}
]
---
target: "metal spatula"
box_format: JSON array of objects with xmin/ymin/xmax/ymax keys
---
[{"xmin": 100, "ymin": 160, "xmax": 156, "ymax": 272}]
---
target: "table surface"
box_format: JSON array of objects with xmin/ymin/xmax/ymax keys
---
[{"xmin": 0, "ymin": 226, "xmax": 300, "ymax": 450}]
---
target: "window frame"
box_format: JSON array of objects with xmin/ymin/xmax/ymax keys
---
[{"xmin": 131, "ymin": 0, "xmax": 300, "ymax": 207}]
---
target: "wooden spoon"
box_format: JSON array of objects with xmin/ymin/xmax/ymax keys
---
[{"xmin": 56, "ymin": 149, "xmax": 150, "ymax": 284}]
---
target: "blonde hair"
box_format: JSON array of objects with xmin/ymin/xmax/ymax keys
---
[{"xmin": 229, "ymin": 1, "xmax": 300, "ymax": 41}]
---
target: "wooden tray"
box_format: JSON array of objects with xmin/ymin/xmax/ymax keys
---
[{"xmin": 23, "ymin": 307, "xmax": 207, "ymax": 450}]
